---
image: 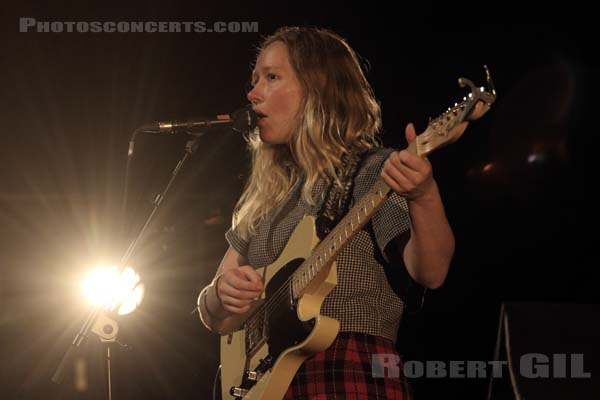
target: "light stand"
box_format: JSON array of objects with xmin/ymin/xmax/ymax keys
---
[
  {"xmin": 90, "ymin": 312, "xmax": 119, "ymax": 400},
  {"xmin": 51, "ymin": 107, "xmax": 256, "ymax": 399}
]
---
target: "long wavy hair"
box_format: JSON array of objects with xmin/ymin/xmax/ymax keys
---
[{"xmin": 233, "ymin": 27, "xmax": 382, "ymax": 240}]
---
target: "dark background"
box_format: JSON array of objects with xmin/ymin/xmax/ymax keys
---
[{"xmin": 0, "ymin": 2, "xmax": 593, "ymax": 399}]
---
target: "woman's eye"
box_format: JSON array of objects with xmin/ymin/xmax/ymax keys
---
[{"xmin": 267, "ymin": 73, "xmax": 278, "ymax": 81}]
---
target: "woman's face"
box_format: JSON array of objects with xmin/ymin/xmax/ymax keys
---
[{"xmin": 247, "ymin": 41, "xmax": 303, "ymax": 144}]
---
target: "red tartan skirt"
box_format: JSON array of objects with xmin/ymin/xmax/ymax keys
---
[{"xmin": 283, "ymin": 332, "xmax": 412, "ymax": 400}]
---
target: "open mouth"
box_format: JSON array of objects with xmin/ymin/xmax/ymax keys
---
[{"xmin": 254, "ymin": 110, "xmax": 267, "ymax": 121}]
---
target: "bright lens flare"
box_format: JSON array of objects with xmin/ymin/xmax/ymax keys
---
[{"xmin": 82, "ymin": 266, "xmax": 144, "ymax": 315}]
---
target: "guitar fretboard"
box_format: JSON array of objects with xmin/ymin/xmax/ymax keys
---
[{"xmin": 290, "ymin": 140, "xmax": 419, "ymax": 299}]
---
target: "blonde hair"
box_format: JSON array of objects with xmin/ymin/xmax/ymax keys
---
[{"xmin": 233, "ymin": 27, "xmax": 382, "ymax": 240}]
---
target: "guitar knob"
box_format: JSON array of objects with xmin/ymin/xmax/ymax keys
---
[
  {"xmin": 230, "ymin": 386, "xmax": 248, "ymax": 398},
  {"xmin": 245, "ymin": 370, "xmax": 262, "ymax": 381}
]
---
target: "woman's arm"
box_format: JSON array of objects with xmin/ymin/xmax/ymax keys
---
[
  {"xmin": 381, "ymin": 122, "xmax": 458, "ymax": 289},
  {"xmin": 198, "ymin": 246, "xmax": 263, "ymax": 333}
]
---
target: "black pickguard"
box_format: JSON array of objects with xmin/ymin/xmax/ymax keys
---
[
  {"xmin": 264, "ymin": 258, "xmax": 316, "ymax": 361},
  {"xmin": 233, "ymin": 259, "xmax": 317, "ymax": 397}
]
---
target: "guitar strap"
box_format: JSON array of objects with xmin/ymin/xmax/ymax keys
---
[
  {"xmin": 315, "ymin": 150, "xmax": 427, "ymax": 313},
  {"xmin": 315, "ymin": 150, "xmax": 365, "ymax": 240}
]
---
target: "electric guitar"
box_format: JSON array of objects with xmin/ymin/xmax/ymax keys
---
[{"xmin": 218, "ymin": 67, "xmax": 497, "ymax": 399}]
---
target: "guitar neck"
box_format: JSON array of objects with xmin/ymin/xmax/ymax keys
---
[
  {"xmin": 290, "ymin": 66, "xmax": 497, "ymax": 299},
  {"xmin": 290, "ymin": 140, "xmax": 419, "ymax": 299}
]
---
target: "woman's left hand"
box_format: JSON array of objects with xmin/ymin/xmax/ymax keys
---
[{"xmin": 381, "ymin": 122, "xmax": 437, "ymax": 203}]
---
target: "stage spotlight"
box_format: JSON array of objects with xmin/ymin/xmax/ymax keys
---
[{"xmin": 82, "ymin": 266, "xmax": 144, "ymax": 315}]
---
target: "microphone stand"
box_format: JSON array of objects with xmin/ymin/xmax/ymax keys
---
[{"xmin": 52, "ymin": 132, "xmax": 206, "ymax": 398}]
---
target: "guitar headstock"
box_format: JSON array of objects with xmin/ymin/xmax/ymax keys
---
[{"xmin": 416, "ymin": 65, "xmax": 497, "ymax": 156}]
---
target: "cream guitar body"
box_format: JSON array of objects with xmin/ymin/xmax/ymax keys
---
[{"xmin": 220, "ymin": 216, "xmax": 340, "ymax": 399}]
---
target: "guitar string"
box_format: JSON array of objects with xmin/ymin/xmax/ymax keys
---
[
  {"xmin": 244, "ymin": 230, "xmax": 339, "ymax": 335},
  {"xmin": 243, "ymin": 205, "xmax": 370, "ymax": 335},
  {"xmin": 240, "ymin": 99, "xmax": 485, "ymax": 341},
  {"xmin": 242, "ymin": 178, "xmax": 397, "ymax": 335},
  {"xmin": 243, "ymin": 185, "xmax": 390, "ymax": 336},
  {"xmin": 243, "ymin": 142, "xmax": 417, "ymax": 334},
  {"xmin": 242, "ymin": 153, "xmax": 418, "ymax": 336}
]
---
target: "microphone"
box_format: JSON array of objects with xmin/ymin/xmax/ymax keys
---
[
  {"xmin": 138, "ymin": 106, "xmax": 257, "ymax": 135},
  {"xmin": 129, "ymin": 107, "xmax": 257, "ymax": 156}
]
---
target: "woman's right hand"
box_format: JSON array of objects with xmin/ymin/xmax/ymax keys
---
[{"xmin": 217, "ymin": 265, "xmax": 264, "ymax": 314}]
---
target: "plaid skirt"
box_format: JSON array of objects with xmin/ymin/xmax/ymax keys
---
[{"xmin": 283, "ymin": 332, "xmax": 412, "ymax": 400}]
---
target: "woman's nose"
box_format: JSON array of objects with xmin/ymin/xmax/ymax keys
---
[{"xmin": 247, "ymin": 82, "xmax": 263, "ymax": 105}]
